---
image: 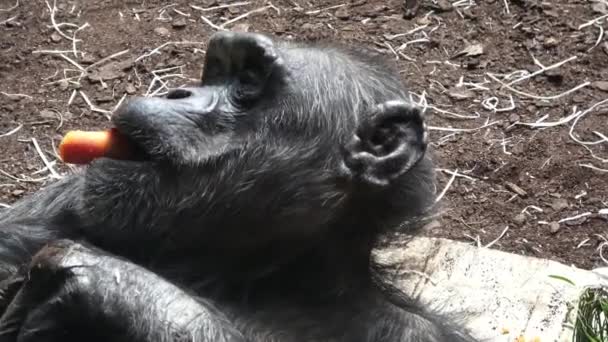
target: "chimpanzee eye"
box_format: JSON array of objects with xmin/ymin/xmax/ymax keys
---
[
  {"xmin": 232, "ymin": 69, "xmax": 265, "ymax": 105},
  {"xmin": 202, "ymin": 55, "xmax": 227, "ymax": 85}
]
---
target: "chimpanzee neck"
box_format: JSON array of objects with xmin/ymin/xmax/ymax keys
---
[{"xmin": 185, "ymin": 227, "xmax": 378, "ymax": 305}]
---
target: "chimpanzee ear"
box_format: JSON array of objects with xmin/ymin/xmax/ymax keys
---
[{"xmin": 341, "ymin": 100, "xmax": 428, "ymax": 187}]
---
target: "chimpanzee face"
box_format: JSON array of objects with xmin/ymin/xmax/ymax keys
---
[{"xmin": 109, "ymin": 31, "xmax": 411, "ymax": 169}]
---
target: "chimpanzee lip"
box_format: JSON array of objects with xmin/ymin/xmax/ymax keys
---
[{"xmin": 110, "ymin": 124, "xmax": 153, "ymax": 163}]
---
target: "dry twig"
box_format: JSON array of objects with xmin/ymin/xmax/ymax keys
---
[
  {"xmin": 0, "ymin": 124, "xmax": 22, "ymax": 137},
  {"xmin": 0, "ymin": 0, "xmax": 19, "ymax": 12},
  {"xmin": 191, "ymin": 2, "xmax": 251, "ymax": 12},
  {"xmin": 31, "ymin": 138, "xmax": 61, "ymax": 179},
  {"xmin": 435, "ymin": 170, "xmax": 458, "ymax": 203}
]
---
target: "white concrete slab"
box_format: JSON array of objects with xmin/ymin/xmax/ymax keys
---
[{"xmin": 373, "ymin": 236, "xmax": 608, "ymax": 341}]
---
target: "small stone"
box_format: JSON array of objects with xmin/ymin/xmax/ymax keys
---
[
  {"xmin": 513, "ymin": 213, "xmax": 526, "ymax": 225},
  {"xmin": 466, "ymin": 57, "xmax": 480, "ymax": 69},
  {"xmin": 550, "ymin": 198, "xmax": 569, "ymax": 211},
  {"xmin": 232, "ymin": 23, "xmax": 251, "ymax": 32},
  {"xmin": 115, "ymin": 58, "xmax": 135, "ymax": 71},
  {"xmin": 543, "ymin": 9, "xmax": 559, "ymax": 17},
  {"xmin": 573, "ymin": 95, "xmax": 586, "ymax": 103},
  {"xmin": 335, "ymin": 7, "xmax": 350, "ymax": 20},
  {"xmin": 462, "ymin": 9, "xmax": 477, "ymax": 19},
  {"xmin": 11, "ymin": 189, "xmax": 24, "ymax": 196},
  {"xmin": 592, "ymin": 2, "xmax": 608, "ymax": 14},
  {"xmin": 59, "ymin": 80, "xmax": 69, "ymax": 91},
  {"xmin": 565, "ymin": 216, "xmax": 588, "ymax": 226},
  {"xmin": 591, "ymin": 81, "xmax": 608, "ymax": 92},
  {"xmin": 511, "ymin": 144, "xmax": 525, "ymax": 155},
  {"xmin": 543, "ymin": 37, "xmax": 558, "ymax": 48},
  {"xmin": 81, "ymin": 54, "xmax": 97, "ymax": 65},
  {"xmin": 549, "ymin": 222, "xmax": 560, "ymax": 234},
  {"xmin": 172, "ymin": 18, "xmax": 187, "ymax": 28},
  {"xmin": 125, "ymin": 84, "xmax": 137, "ymax": 95},
  {"xmin": 508, "ymin": 113, "xmax": 520, "ymax": 123},
  {"xmin": 416, "ymin": 16, "xmax": 431, "ymax": 25},
  {"xmin": 86, "ymin": 60, "xmax": 131, "ymax": 83},
  {"xmin": 3, "ymin": 93, "xmax": 23, "ymax": 102},
  {"xmin": 154, "ymin": 27, "xmax": 170, "ymax": 37},
  {"xmin": 40, "ymin": 109, "xmax": 56, "ymax": 119},
  {"xmin": 50, "ymin": 32, "xmax": 62, "ymax": 43},
  {"xmin": 228, "ymin": 6, "xmax": 241, "ymax": 14},
  {"xmin": 459, "ymin": 43, "xmax": 484, "ymax": 57},
  {"xmin": 301, "ymin": 23, "xmax": 314, "ymax": 31},
  {"xmin": 505, "ymin": 181, "xmax": 527, "ymax": 197},
  {"xmin": 545, "ymin": 69, "xmax": 563, "ymax": 84},
  {"xmin": 447, "ymin": 88, "xmax": 475, "ymax": 101},
  {"xmin": 433, "ymin": 0, "xmax": 453, "ymax": 12},
  {"xmin": 603, "ymin": 42, "xmax": 608, "ymax": 56},
  {"xmin": 96, "ymin": 95, "xmax": 114, "ymax": 103}
]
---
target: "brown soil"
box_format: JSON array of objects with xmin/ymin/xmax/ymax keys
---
[{"xmin": 1, "ymin": 0, "xmax": 607, "ymax": 269}]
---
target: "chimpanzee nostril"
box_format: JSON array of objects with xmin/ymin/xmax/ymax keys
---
[{"xmin": 166, "ymin": 88, "xmax": 192, "ymax": 100}]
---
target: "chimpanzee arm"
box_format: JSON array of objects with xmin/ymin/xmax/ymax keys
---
[
  {"xmin": 0, "ymin": 177, "xmax": 84, "ymax": 279},
  {"xmin": 0, "ymin": 239, "xmax": 245, "ymax": 342}
]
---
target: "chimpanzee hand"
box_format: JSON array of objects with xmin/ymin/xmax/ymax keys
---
[{"xmin": 0, "ymin": 240, "xmax": 245, "ymax": 342}]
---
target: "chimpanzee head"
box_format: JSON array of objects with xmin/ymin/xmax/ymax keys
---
[{"xmin": 83, "ymin": 31, "xmax": 434, "ymax": 258}]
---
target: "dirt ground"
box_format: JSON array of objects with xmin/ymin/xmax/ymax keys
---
[{"xmin": 0, "ymin": 0, "xmax": 607, "ymax": 269}]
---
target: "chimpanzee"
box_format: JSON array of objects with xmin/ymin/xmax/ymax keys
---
[{"xmin": 0, "ymin": 31, "xmax": 476, "ymax": 342}]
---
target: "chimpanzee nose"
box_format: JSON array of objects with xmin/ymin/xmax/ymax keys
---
[{"xmin": 166, "ymin": 88, "xmax": 193, "ymax": 100}]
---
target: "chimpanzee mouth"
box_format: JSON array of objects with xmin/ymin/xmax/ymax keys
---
[
  {"xmin": 107, "ymin": 125, "xmax": 154, "ymax": 163},
  {"xmin": 124, "ymin": 137, "xmax": 153, "ymax": 162}
]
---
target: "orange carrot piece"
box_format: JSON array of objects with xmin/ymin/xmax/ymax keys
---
[{"xmin": 59, "ymin": 128, "xmax": 134, "ymax": 164}]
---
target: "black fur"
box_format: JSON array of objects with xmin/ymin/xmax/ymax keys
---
[{"xmin": 0, "ymin": 31, "xmax": 476, "ymax": 342}]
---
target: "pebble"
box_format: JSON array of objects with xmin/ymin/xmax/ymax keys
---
[
  {"xmin": 172, "ymin": 18, "xmax": 187, "ymax": 29},
  {"xmin": 433, "ymin": 0, "xmax": 454, "ymax": 12},
  {"xmin": 565, "ymin": 216, "xmax": 588, "ymax": 226},
  {"xmin": 87, "ymin": 60, "xmax": 132, "ymax": 83},
  {"xmin": 59, "ymin": 80, "xmax": 69, "ymax": 91},
  {"xmin": 508, "ymin": 113, "xmax": 520, "ymax": 123},
  {"xmin": 11, "ymin": 190, "xmax": 24, "ymax": 196},
  {"xmin": 125, "ymin": 84, "xmax": 137, "ymax": 95},
  {"xmin": 50, "ymin": 32, "xmax": 62, "ymax": 43},
  {"xmin": 96, "ymin": 95, "xmax": 114, "ymax": 103},
  {"xmin": 543, "ymin": 37, "xmax": 559, "ymax": 48},
  {"xmin": 545, "ymin": 69, "xmax": 563, "ymax": 84},
  {"xmin": 40, "ymin": 109, "xmax": 56, "ymax": 119},
  {"xmin": 549, "ymin": 222, "xmax": 561, "ymax": 234},
  {"xmin": 550, "ymin": 198, "xmax": 569, "ymax": 211},
  {"xmin": 592, "ymin": 2, "xmax": 608, "ymax": 14},
  {"xmin": 335, "ymin": 7, "xmax": 350, "ymax": 20},
  {"xmin": 591, "ymin": 81, "xmax": 608, "ymax": 92},
  {"xmin": 232, "ymin": 23, "xmax": 251, "ymax": 32},
  {"xmin": 81, "ymin": 54, "xmax": 97, "ymax": 65},
  {"xmin": 513, "ymin": 213, "xmax": 526, "ymax": 225},
  {"xmin": 154, "ymin": 27, "xmax": 170, "ymax": 37},
  {"xmin": 505, "ymin": 181, "xmax": 527, "ymax": 197},
  {"xmin": 447, "ymin": 88, "xmax": 475, "ymax": 100}
]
